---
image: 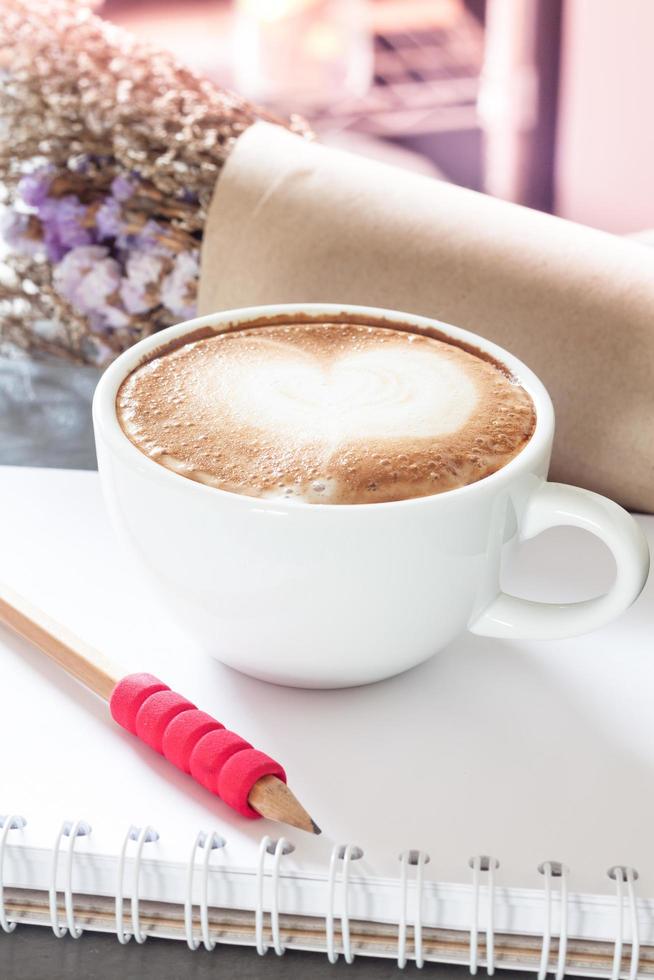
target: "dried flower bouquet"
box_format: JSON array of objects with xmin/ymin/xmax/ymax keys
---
[{"xmin": 0, "ymin": 0, "xmax": 309, "ymax": 365}]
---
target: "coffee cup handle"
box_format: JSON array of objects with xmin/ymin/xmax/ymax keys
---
[{"xmin": 470, "ymin": 482, "xmax": 650, "ymax": 640}]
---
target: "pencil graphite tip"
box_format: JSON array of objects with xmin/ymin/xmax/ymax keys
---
[{"xmin": 248, "ymin": 774, "xmax": 319, "ymax": 834}]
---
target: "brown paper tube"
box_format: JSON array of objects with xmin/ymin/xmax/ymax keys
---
[{"xmin": 199, "ymin": 122, "xmax": 654, "ymax": 513}]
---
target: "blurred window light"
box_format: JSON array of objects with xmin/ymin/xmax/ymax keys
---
[
  {"xmin": 233, "ymin": 0, "xmax": 373, "ymax": 109},
  {"xmin": 237, "ymin": 0, "xmax": 320, "ymax": 24}
]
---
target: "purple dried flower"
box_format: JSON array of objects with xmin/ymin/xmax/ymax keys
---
[
  {"xmin": 100, "ymin": 305, "xmax": 131, "ymax": 329},
  {"xmin": 39, "ymin": 195, "xmax": 93, "ymax": 261},
  {"xmin": 44, "ymin": 197, "xmax": 91, "ymax": 246},
  {"xmin": 41, "ymin": 229, "xmax": 67, "ymax": 263},
  {"xmin": 111, "ymin": 174, "xmax": 135, "ymax": 202},
  {"xmin": 69, "ymin": 154, "xmax": 91, "ymax": 174},
  {"xmin": 87, "ymin": 310, "xmax": 130, "ymax": 336},
  {"xmin": 1, "ymin": 209, "xmax": 28, "ymax": 247},
  {"xmin": 119, "ymin": 251, "xmax": 165, "ymax": 314},
  {"xmin": 17, "ymin": 166, "xmax": 54, "ymax": 208},
  {"xmin": 116, "ymin": 219, "xmax": 174, "ymax": 258},
  {"xmin": 161, "ymin": 250, "xmax": 199, "ymax": 319},
  {"xmin": 139, "ymin": 219, "xmax": 172, "ymax": 253},
  {"xmin": 119, "ymin": 279, "xmax": 150, "ymax": 315},
  {"xmin": 53, "ymin": 244, "xmax": 123, "ymax": 320},
  {"xmin": 96, "ymin": 196, "xmax": 122, "ymax": 240},
  {"xmin": 0, "ymin": 209, "xmax": 43, "ymax": 257},
  {"xmin": 126, "ymin": 250, "xmax": 165, "ymax": 288}
]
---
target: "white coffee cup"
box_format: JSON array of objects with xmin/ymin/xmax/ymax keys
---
[{"xmin": 93, "ymin": 304, "xmax": 650, "ymax": 688}]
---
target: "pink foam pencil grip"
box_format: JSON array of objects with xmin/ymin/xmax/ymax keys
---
[{"xmin": 109, "ymin": 672, "xmax": 286, "ymax": 818}]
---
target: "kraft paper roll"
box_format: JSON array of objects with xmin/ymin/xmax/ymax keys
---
[{"xmin": 199, "ymin": 122, "xmax": 654, "ymax": 513}]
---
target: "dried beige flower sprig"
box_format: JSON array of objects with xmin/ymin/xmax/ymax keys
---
[{"xmin": 0, "ymin": 0, "xmax": 309, "ymax": 365}]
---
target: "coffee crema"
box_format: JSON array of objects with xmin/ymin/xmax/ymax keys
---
[{"xmin": 116, "ymin": 321, "xmax": 536, "ymax": 504}]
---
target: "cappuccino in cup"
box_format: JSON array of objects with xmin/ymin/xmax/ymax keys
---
[
  {"xmin": 95, "ymin": 304, "xmax": 648, "ymax": 686},
  {"xmin": 117, "ymin": 320, "xmax": 536, "ymax": 504}
]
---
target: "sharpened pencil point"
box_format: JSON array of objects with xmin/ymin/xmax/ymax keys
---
[{"xmin": 248, "ymin": 774, "xmax": 319, "ymax": 834}]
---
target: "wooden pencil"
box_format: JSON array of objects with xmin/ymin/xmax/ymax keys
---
[{"xmin": 0, "ymin": 585, "xmax": 320, "ymax": 836}]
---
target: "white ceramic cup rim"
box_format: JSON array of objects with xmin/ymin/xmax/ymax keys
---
[{"xmin": 92, "ymin": 303, "xmax": 555, "ymax": 512}]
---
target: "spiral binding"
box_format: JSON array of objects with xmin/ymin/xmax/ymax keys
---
[
  {"xmin": 0, "ymin": 816, "xmax": 646, "ymax": 975},
  {"xmin": 326, "ymin": 843, "xmax": 364, "ymax": 965},
  {"xmin": 397, "ymin": 849, "xmax": 429, "ymax": 969},
  {"xmin": 115, "ymin": 824, "xmax": 159, "ymax": 944},
  {"xmin": 255, "ymin": 836, "xmax": 293, "ymax": 956},
  {"xmin": 538, "ymin": 861, "xmax": 569, "ymax": 980},
  {"xmin": 0, "ymin": 815, "xmax": 26, "ymax": 933},
  {"xmin": 469, "ymin": 855, "xmax": 499, "ymax": 975},
  {"xmin": 184, "ymin": 830, "xmax": 225, "ymax": 951},
  {"xmin": 49, "ymin": 819, "xmax": 92, "ymax": 939},
  {"xmin": 608, "ymin": 866, "xmax": 640, "ymax": 980}
]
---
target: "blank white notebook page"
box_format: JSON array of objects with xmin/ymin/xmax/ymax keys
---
[{"xmin": 0, "ymin": 466, "xmax": 652, "ymax": 934}]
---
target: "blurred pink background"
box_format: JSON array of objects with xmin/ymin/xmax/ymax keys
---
[
  {"xmin": 556, "ymin": 0, "xmax": 654, "ymax": 233},
  {"xmin": 98, "ymin": 0, "xmax": 654, "ymax": 235}
]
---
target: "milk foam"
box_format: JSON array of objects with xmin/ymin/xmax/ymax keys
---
[
  {"xmin": 117, "ymin": 322, "xmax": 536, "ymax": 504},
  {"xmin": 207, "ymin": 338, "xmax": 478, "ymax": 443}
]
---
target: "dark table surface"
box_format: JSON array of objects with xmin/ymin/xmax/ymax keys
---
[{"xmin": 0, "ymin": 351, "xmax": 531, "ymax": 980}]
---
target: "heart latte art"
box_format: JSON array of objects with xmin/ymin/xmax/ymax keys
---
[{"xmin": 117, "ymin": 322, "xmax": 536, "ymax": 504}]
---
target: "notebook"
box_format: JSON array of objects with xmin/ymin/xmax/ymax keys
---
[{"xmin": 0, "ymin": 465, "xmax": 652, "ymax": 975}]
